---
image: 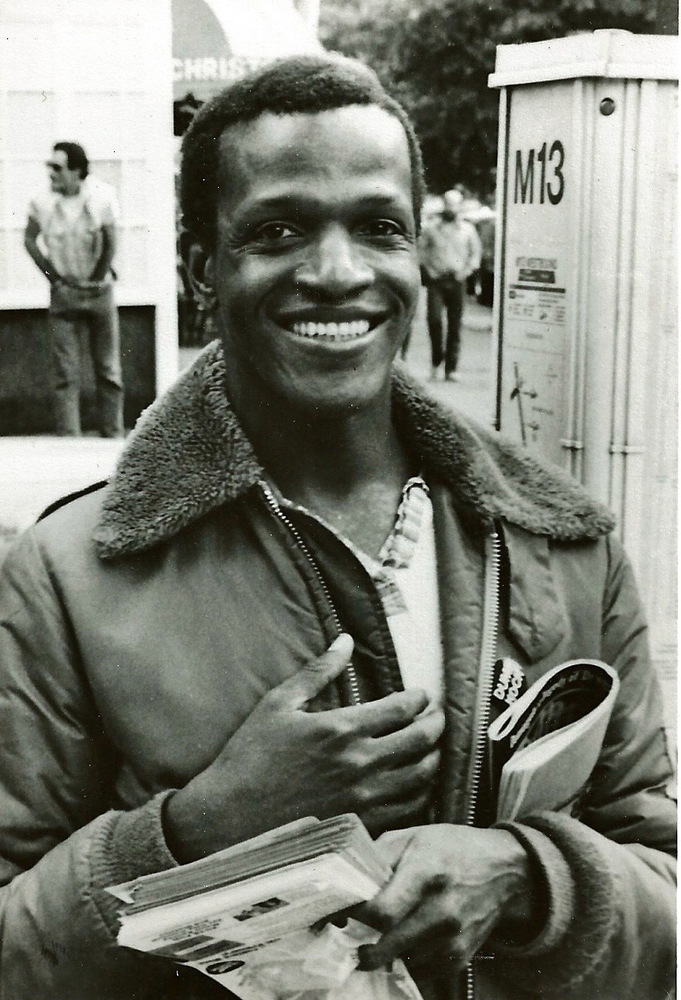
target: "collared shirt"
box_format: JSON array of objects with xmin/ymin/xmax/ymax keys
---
[
  {"xmin": 419, "ymin": 216, "xmax": 482, "ymax": 281},
  {"xmin": 28, "ymin": 176, "xmax": 119, "ymax": 281},
  {"xmin": 267, "ymin": 477, "xmax": 445, "ymax": 707}
]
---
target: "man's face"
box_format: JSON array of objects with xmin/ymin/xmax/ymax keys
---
[
  {"xmin": 46, "ymin": 150, "xmax": 81, "ymax": 195},
  {"xmin": 204, "ymin": 105, "xmax": 420, "ymax": 417}
]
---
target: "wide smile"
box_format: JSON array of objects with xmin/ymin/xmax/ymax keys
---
[
  {"xmin": 289, "ymin": 319, "xmax": 371, "ymax": 341},
  {"xmin": 274, "ymin": 309, "xmax": 386, "ymax": 345}
]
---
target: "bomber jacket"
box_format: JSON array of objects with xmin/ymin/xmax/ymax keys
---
[{"xmin": 0, "ymin": 342, "xmax": 675, "ymax": 1000}]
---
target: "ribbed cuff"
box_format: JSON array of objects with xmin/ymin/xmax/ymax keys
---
[
  {"xmin": 490, "ymin": 820, "xmax": 575, "ymax": 955},
  {"xmin": 88, "ymin": 790, "xmax": 180, "ymax": 937},
  {"xmin": 487, "ymin": 813, "xmax": 619, "ymax": 996}
]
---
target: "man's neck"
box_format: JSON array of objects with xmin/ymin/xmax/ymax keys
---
[
  {"xmin": 62, "ymin": 179, "xmax": 83, "ymax": 198},
  {"xmin": 230, "ymin": 383, "xmax": 412, "ymax": 557}
]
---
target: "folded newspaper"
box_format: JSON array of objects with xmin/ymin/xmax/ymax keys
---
[
  {"xmin": 487, "ymin": 658, "xmax": 620, "ymax": 821},
  {"xmin": 107, "ymin": 813, "xmax": 423, "ymax": 999}
]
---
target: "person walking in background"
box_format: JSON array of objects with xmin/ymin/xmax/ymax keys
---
[
  {"xmin": 419, "ymin": 188, "xmax": 481, "ymax": 381},
  {"xmin": 476, "ymin": 207, "xmax": 496, "ymax": 308},
  {"xmin": 24, "ymin": 142, "xmax": 124, "ymax": 437}
]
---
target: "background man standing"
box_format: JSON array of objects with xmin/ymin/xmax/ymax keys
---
[
  {"xmin": 419, "ymin": 188, "xmax": 481, "ymax": 381},
  {"xmin": 24, "ymin": 141, "xmax": 124, "ymax": 437}
]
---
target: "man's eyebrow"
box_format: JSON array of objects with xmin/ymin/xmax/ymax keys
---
[{"xmin": 238, "ymin": 191, "xmax": 409, "ymax": 214}]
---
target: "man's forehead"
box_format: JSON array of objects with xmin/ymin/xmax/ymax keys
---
[{"xmin": 216, "ymin": 105, "xmax": 411, "ymax": 182}]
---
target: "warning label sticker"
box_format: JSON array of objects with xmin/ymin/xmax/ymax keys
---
[
  {"xmin": 506, "ymin": 255, "xmax": 566, "ymax": 326},
  {"xmin": 507, "ymin": 285, "xmax": 566, "ymax": 326}
]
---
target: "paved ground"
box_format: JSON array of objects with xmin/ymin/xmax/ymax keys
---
[
  {"xmin": 0, "ymin": 293, "xmax": 493, "ymax": 558},
  {"xmin": 399, "ymin": 292, "xmax": 495, "ymax": 427}
]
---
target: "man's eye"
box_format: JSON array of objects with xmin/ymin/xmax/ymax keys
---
[
  {"xmin": 360, "ymin": 219, "xmax": 406, "ymax": 239},
  {"xmin": 252, "ymin": 222, "xmax": 300, "ymax": 243}
]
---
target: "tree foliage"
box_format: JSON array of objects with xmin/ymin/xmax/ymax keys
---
[{"xmin": 319, "ymin": 0, "xmax": 657, "ymax": 197}]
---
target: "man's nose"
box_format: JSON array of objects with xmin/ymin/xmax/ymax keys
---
[{"xmin": 295, "ymin": 226, "xmax": 373, "ymax": 297}]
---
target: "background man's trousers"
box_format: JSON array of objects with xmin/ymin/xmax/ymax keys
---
[
  {"xmin": 49, "ymin": 283, "xmax": 124, "ymax": 437},
  {"xmin": 426, "ymin": 275, "xmax": 465, "ymax": 376}
]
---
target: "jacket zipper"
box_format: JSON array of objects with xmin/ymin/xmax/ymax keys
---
[
  {"xmin": 259, "ymin": 482, "xmax": 362, "ymax": 706},
  {"xmin": 261, "ymin": 483, "xmax": 501, "ymax": 997},
  {"xmin": 465, "ymin": 527, "xmax": 502, "ymax": 1000}
]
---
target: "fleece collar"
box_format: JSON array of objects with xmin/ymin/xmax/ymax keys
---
[{"xmin": 93, "ymin": 341, "xmax": 614, "ymax": 559}]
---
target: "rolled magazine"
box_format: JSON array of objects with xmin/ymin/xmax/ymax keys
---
[{"xmin": 487, "ymin": 658, "xmax": 620, "ymax": 821}]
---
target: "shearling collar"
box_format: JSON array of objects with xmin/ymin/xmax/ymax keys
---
[{"xmin": 93, "ymin": 341, "xmax": 614, "ymax": 559}]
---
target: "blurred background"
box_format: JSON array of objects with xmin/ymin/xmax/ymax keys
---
[{"xmin": 0, "ymin": 0, "xmax": 675, "ymax": 438}]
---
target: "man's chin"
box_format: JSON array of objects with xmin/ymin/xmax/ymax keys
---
[
  {"xmin": 281, "ymin": 374, "xmax": 392, "ymax": 422},
  {"xmin": 220, "ymin": 338, "xmax": 394, "ymax": 423}
]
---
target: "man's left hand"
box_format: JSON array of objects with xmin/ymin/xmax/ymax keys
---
[
  {"xmin": 356, "ymin": 825, "xmax": 538, "ymax": 975},
  {"xmin": 68, "ymin": 278, "xmax": 107, "ymax": 295}
]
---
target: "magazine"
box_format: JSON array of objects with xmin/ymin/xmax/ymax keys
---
[
  {"xmin": 107, "ymin": 813, "xmax": 423, "ymax": 1000},
  {"xmin": 487, "ymin": 658, "xmax": 620, "ymax": 821}
]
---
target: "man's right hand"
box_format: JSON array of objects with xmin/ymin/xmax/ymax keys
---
[{"xmin": 164, "ymin": 634, "xmax": 444, "ymax": 863}]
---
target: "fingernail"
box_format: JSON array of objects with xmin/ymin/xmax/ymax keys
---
[{"xmin": 329, "ymin": 633, "xmax": 353, "ymax": 654}]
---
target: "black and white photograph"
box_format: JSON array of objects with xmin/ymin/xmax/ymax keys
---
[{"xmin": 0, "ymin": 1, "xmax": 677, "ymax": 998}]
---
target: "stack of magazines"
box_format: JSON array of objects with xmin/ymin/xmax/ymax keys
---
[{"xmin": 108, "ymin": 813, "xmax": 423, "ymax": 999}]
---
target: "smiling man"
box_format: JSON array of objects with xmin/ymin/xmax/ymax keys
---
[{"xmin": 0, "ymin": 55, "xmax": 675, "ymax": 1000}]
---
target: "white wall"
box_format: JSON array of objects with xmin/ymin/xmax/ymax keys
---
[{"xmin": 0, "ymin": 0, "xmax": 179, "ymax": 390}]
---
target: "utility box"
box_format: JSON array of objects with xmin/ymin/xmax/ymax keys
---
[{"xmin": 489, "ymin": 30, "xmax": 678, "ymax": 739}]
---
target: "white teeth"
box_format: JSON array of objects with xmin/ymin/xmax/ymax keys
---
[{"xmin": 290, "ymin": 320, "xmax": 371, "ymax": 340}]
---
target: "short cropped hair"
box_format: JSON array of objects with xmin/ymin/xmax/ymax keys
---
[
  {"xmin": 180, "ymin": 54, "xmax": 425, "ymax": 249},
  {"xmin": 53, "ymin": 142, "xmax": 89, "ymax": 179}
]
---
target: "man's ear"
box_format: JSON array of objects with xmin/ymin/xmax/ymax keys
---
[{"xmin": 185, "ymin": 242, "xmax": 217, "ymax": 310}]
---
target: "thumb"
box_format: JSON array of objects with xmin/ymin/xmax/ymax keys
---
[{"xmin": 269, "ymin": 633, "xmax": 355, "ymax": 710}]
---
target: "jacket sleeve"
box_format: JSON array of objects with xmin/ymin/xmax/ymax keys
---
[
  {"xmin": 465, "ymin": 223, "xmax": 482, "ymax": 274},
  {"xmin": 491, "ymin": 534, "xmax": 676, "ymax": 999},
  {"xmin": 0, "ymin": 530, "xmax": 183, "ymax": 999}
]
